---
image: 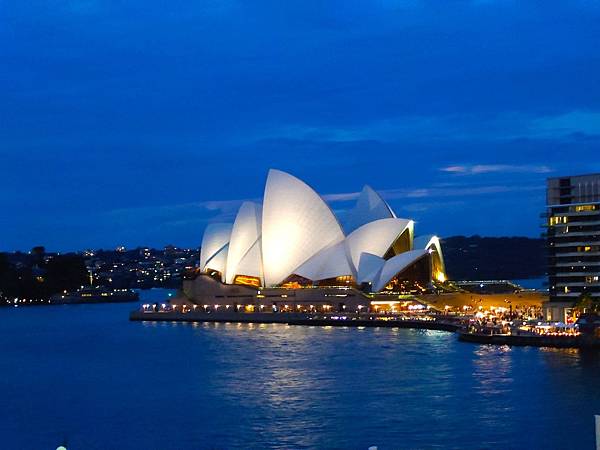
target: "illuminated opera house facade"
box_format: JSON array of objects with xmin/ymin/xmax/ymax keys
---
[{"xmin": 180, "ymin": 169, "xmax": 446, "ymax": 313}]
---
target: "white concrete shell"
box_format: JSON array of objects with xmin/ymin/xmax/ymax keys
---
[
  {"xmin": 203, "ymin": 244, "xmax": 229, "ymax": 282},
  {"xmin": 343, "ymin": 185, "xmax": 395, "ymax": 233},
  {"xmin": 373, "ymin": 249, "xmax": 429, "ymax": 292},
  {"xmin": 414, "ymin": 234, "xmax": 446, "ymax": 277},
  {"xmin": 357, "ymin": 252, "xmax": 385, "ymax": 284},
  {"xmin": 345, "ymin": 218, "xmax": 413, "ymax": 271},
  {"xmin": 225, "ymin": 202, "xmax": 262, "ymax": 284},
  {"xmin": 414, "ymin": 235, "xmax": 434, "ymax": 250},
  {"xmin": 234, "ymin": 238, "xmax": 263, "ymax": 283},
  {"xmin": 199, "ymin": 223, "xmax": 233, "ymax": 272},
  {"xmin": 294, "ymin": 241, "xmax": 353, "ymax": 281},
  {"xmin": 198, "ymin": 169, "xmax": 445, "ymax": 288},
  {"xmin": 262, "ymin": 169, "xmax": 345, "ymax": 286}
]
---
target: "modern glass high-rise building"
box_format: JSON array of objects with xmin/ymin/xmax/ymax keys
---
[{"xmin": 544, "ymin": 173, "xmax": 600, "ymax": 321}]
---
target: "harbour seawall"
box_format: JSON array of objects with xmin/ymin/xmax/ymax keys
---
[
  {"xmin": 288, "ymin": 318, "xmax": 460, "ymax": 332},
  {"xmin": 129, "ymin": 310, "xmax": 461, "ymax": 332},
  {"xmin": 130, "ymin": 310, "xmax": 311, "ymax": 324},
  {"xmin": 130, "ymin": 310, "xmax": 600, "ymax": 349},
  {"xmin": 458, "ymin": 331, "xmax": 600, "ymax": 348}
]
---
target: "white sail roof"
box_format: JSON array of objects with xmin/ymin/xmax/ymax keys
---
[
  {"xmin": 357, "ymin": 252, "xmax": 385, "ymax": 284},
  {"xmin": 373, "ymin": 249, "xmax": 429, "ymax": 292},
  {"xmin": 199, "ymin": 223, "xmax": 233, "ymax": 272},
  {"xmin": 294, "ymin": 241, "xmax": 353, "ymax": 281},
  {"xmin": 262, "ymin": 169, "xmax": 345, "ymax": 286},
  {"xmin": 343, "ymin": 185, "xmax": 395, "ymax": 233},
  {"xmin": 414, "ymin": 235, "xmax": 445, "ymax": 274},
  {"xmin": 345, "ymin": 218, "xmax": 412, "ymax": 271},
  {"xmin": 414, "ymin": 235, "xmax": 435, "ymax": 250},
  {"xmin": 197, "ymin": 169, "xmax": 445, "ymax": 289},
  {"xmin": 234, "ymin": 238, "xmax": 264, "ymax": 283},
  {"xmin": 225, "ymin": 201, "xmax": 262, "ymax": 284},
  {"xmin": 203, "ymin": 244, "xmax": 229, "ymax": 282}
]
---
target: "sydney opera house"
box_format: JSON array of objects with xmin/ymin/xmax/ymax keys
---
[{"xmin": 179, "ymin": 169, "xmax": 446, "ymax": 313}]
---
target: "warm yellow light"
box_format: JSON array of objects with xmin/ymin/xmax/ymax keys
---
[
  {"xmin": 435, "ymin": 271, "xmax": 447, "ymax": 283},
  {"xmin": 575, "ymin": 204, "xmax": 596, "ymax": 212},
  {"xmin": 234, "ymin": 275, "xmax": 261, "ymax": 287}
]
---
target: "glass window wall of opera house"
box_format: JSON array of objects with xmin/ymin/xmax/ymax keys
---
[{"xmin": 177, "ymin": 169, "xmax": 447, "ymax": 313}]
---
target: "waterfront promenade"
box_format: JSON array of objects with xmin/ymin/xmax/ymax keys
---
[
  {"xmin": 130, "ymin": 307, "xmax": 600, "ymax": 348},
  {"xmin": 458, "ymin": 330, "xmax": 600, "ymax": 348},
  {"xmin": 130, "ymin": 309, "xmax": 462, "ymax": 332}
]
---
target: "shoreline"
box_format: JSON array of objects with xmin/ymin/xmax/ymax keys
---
[
  {"xmin": 131, "ymin": 309, "xmax": 461, "ymax": 332},
  {"xmin": 130, "ymin": 310, "xmax": 600, "ymax": 349},
  {"xmin": 130, "ymin": 310, "xmax": 464, "ymax": 333},
  {"xmin": 457, "ymin": 331, "xmax": 600, "ymax": 348}
]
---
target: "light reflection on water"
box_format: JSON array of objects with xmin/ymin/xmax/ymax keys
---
[{"xmin": 0, "ymin": 300, "xmax": 599, "ymax": 449}]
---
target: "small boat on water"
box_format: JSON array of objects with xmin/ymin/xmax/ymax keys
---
[{"xmin": 50, "ymin": 286, "xmax": 139, "ymax": 304}]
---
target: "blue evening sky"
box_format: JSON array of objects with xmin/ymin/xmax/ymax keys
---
[{"xmin": 2, "ymin": 1, "xmax": 599, "ymax": 251}]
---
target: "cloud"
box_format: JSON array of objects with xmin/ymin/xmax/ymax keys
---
[
  {"xmin": 382, "ymin": 184, "xmax": 544, "ymax": 199},
  {"xmin": 401, "ymin": 200, "xmax": 467, "ymax": 213},
  {"xmin": 321, "ymin": 191, "xmax": 361, "ymax": 202},
  {"xmin": 323, "ymin": 183, "xmax": 544, "ymax": 205},
  {"xmin": 440, "ymin": 164, "xmax": 553, "ymax": 175},
  {"xmin": 256, "ymin": 108, "xmax": 600, "ymax": 149},
  {"xmin": 102, "ymin": 197, "xmax": 260, "ymax": 226},
  {"xmin": 101, "ymin": 181, "xmax": 542, "ymax": 229},
  {"xmin": 531, "ymin": 111, "xmax": 600, "ymax": 137}
]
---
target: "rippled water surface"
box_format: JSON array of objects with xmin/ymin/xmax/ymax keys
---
[{"xmin": 1, "ymin": 290, "xmax": 599, "ymax": 449}]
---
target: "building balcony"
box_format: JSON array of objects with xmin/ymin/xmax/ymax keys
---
[
  {"xmin": 545, "ymin": 221, "xmax": 600, "ymax": 229},
  {"xmin": 554, "ymin": 261, "xmax": 600, "ymax": 267},
  {"xmin": 549, "ymin": 231, "xmax": 600, "ymax": 238},
  {"xmin": 552, "ymin": 292, "xmax": 600, "ymax": 298},
  {"xmin": 554, "ymin": 272, "xmax": 600, "ymax": 277},
  {"xmin": 549, "ymin": 210, "xmax": 600, "ymax": 218},
  {"xmin": 552, "ymin": 241, "xmax": 600, "ymax": 248},
  {"xmin": 555, "ymin": 281, "xmax": 600, "ymax": 289}
]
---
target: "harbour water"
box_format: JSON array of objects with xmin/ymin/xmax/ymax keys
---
[{"xmin": 1, "ymin": 289, "xmax": 598, "ymax": 449}]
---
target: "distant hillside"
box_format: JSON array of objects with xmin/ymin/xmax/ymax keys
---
[{"xmin": 441, "ymin": 236, "xmax": 546, "ymax": 281}]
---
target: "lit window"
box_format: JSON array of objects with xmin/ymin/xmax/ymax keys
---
[
  {"xmin": 549, "ymin": 216, "xmax": 568, "ymax": 226},
  {"xmin": 577, "ymin": 246, "xmax": 597, "ymax": 252},
  {"xmin": 233, "ymin": 275, "xmax": 261, "ymax": 288},
  {"xmin": 574, "ymin": 204, "xmax": 597, "ymax": 212}
]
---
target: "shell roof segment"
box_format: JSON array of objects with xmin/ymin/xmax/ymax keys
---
[
  {"xmin": 199, "ymin": 223, "xmax": 233, "ymax": 272},
  {"xmin": 225, "ymin": 201, "xmax": 262, "ymax": 284},
  {"xmin": 343, "ymin": 185, "xmax": 396, "ymax": 234},
  {"xmin": 261, "ymin": 169, "xmax": 346, "ymax": 287}
]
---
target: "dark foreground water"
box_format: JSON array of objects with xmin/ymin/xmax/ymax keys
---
[{"xmin": 1, "ymin": 290, "xmax": 599, "ymax": 450}]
